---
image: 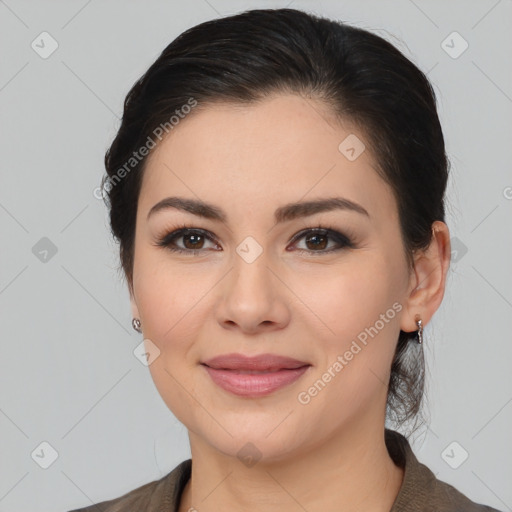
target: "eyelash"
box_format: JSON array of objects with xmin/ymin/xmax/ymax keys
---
[{"xmin": 154, "ymin": 222, "xmax": 356, "ymax": 257}]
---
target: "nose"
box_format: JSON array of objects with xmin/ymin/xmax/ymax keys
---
[{"xmin": 215, "ymin": 250, "xmax": 291, "ymax": 334}]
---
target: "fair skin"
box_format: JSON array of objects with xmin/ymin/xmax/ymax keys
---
[{"xmin": 129, "ymin": 93, "xmax": 451, "ymax": 512}]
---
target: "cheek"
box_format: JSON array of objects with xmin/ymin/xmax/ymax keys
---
[
  {"xmin": 297, "ymin": 256, "xmax": 399, "ymax": 342},
  {"xmin": 133, "ymin": 249, "xmax": 214, "ymax": 344},
  {"xmin": 301, "ymin": 257, "xmax": 401, "ymax": 399},
  {"xmin": 136, "ymin": 265, "xmax": 208, "ymax": 423}
]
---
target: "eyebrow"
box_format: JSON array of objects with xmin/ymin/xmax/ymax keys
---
[{"xmin": 146, "ymin": 196, "xmax": 370, "ymax": 223}]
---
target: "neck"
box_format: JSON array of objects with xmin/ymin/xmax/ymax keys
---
[{"xmin": 179, "ymin": 421, "xmax": 404, "ymax": 512}]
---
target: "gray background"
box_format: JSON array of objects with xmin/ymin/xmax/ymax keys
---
[{"xmin": 1, "ymin": 0, "xmax": 511, "ymax": 511}]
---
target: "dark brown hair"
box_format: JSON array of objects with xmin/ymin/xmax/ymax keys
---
[{"xmin": 101, "ymin": 8, "xmax": 449, "ymax": 427}]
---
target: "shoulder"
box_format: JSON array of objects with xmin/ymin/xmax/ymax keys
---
[
  {"xmin": 386, "ymin": 429, "xmax": 502, "ymax": 512},
  {"xmin": 66, "ymin": 459, "xmax": 192, "ymax": 512},
  {"xmin": 66, "ymin": 477, "xmax": 159, "ymax": 512},
  {"xmin": 427, "ymin": 477, "xmax": 502, "ymax": 512}
]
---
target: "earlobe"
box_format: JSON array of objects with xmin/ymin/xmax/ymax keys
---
[
  {"xmin": 129, "ymin": 289, "xmax": 140, "ymax": 322},
  {"xmin": 130, "ymin": 294, "xmax": 142, "ymax": 333},
  {"xmin": 400, "ymin": 221, "xmax": 451, "ymax": 334}
]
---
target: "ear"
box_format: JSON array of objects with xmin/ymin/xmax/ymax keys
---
[
  {"xmin": 400, "ymin": 221, "xmax": 451, "ymax": 333},
  {"xmin": 129, "ymin": 285, "xmax": 140, "ymax": 321}
]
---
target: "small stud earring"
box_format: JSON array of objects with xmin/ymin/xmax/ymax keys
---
[
  {"xmin": 132, "ymin": 318, "xmax": 142, "ymax": 333},
  {"xmin": 415, "ymin": 315, "xmax": 423, "ymax": 345}
]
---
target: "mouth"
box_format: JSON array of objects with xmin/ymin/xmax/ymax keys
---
[
  {"xmin": 201, "ymin": 352, "xmax": 310, "ymax": 371},
  {"xmin": 209, "ymin": 368, "xmax": 300, "ymax": 374},
  {"xmin": 200, "ymin": 353, "xmax": 311, "ymax": 397}
]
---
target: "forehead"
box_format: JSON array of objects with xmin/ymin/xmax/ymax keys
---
[{"xmin": 139, "ymin": 94, "xmax": 397, "ymax": 225}]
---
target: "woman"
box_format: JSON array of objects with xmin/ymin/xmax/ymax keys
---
[{"xmin": 69, "ymin": 8, "xmax": 501, "ymax": 512}]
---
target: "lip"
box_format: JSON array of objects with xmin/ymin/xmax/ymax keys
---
[
  {"xmin": 202, "ymin": 352, "xmax": 309, "ymax": 371},
  {"xmin": 201, "ymin": 353, "xmax": 311, "ymax": 398}
]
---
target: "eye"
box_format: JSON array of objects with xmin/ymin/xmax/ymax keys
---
[
  {"xmin": 154, "ymin": 223, "xmax": 355, "ymax": 256},
  {"xmin": 154, "ymin": 226, "xmax": 220, "ymax": 255},
  {"xmin": 288, "ymin": 226, "xmax": 355, "ymax": 255}
]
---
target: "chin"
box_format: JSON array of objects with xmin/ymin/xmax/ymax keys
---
[{"xmin": 208, "ymin": 432, "xmax": 303, "ymax": 466}]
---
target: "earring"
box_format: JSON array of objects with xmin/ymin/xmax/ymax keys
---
[
  {"xmin": 132, "ymin": 318, "xmax": 142, "ymax": 333},
  {"xmin": 415, "ymin": 315, "xmax": 423, "ymax": 345}
]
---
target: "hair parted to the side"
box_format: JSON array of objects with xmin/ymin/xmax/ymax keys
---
[{"xmin": 101, "ymin": 8, "xmax": 449, "ymax": 429}]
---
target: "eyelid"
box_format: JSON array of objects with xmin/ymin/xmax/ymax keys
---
[
  {"xmin": 154, "ymin": 223, "xmax": 356, "ymax": 254},
  {"xmin": 155, "ymin": 226, "xmax": 218, "ymax": 251},
  {"xmin": 289, "ymin": 225, "xmax": 353, "ymax": 247}
]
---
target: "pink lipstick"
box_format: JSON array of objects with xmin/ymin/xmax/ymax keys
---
[{"xmin": 201, "ymin": 353, "xmax": 311, "ymax": 398}]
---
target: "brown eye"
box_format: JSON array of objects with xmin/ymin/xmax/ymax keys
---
[
  {"xmin": 155, "ymin": 225, "xmax": 354, "ymax": 256},
  {"xmin": 289, "ymin": 228, "xmax": 354, "ymax": 255},
  {"xmin": 156, "ymin": 228, "xmax": 219, "ymax": 254},
  {"xmin": 181, "ymin": 232, "xmax": 206, "ymax": 250},
  {"xmin": 304, "ymin": 232, "xmax": 329, "ymax": 251}
]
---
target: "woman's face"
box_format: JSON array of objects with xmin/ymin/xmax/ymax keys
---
[{"xmin": 130, "ymin": 93, "xmax": 417, "ymax": 461}]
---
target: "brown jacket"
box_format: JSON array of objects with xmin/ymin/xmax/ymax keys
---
[{"xmin": 68, "ymin": 430, "xmax": 502, "ymax": 512}]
